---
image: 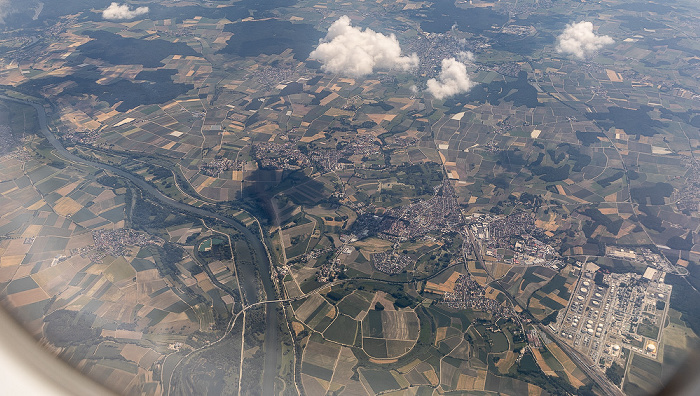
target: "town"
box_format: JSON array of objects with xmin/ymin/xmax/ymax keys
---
[
  {"xmin": 442, "ymin": 273, "xmax": 522, "ymax": 323},
  {"xmin": 71, "ymin": 228, "xmax": 164, "ymax": 263},
  {"xmin": 469, "ymin": 212, "xmax": 560, "ymax": 267}
]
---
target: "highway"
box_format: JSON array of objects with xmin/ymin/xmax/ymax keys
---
[
  {"xmin": 539, "ymin": 324, "xmax": 625, "ymax": 396},
  {"xmin": 4, "ymin": 92, "xmax": 629, "ymax": 395}
]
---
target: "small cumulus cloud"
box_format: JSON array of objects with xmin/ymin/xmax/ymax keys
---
[
  {"xmin": 309, "ymin": 15, "xmax": 418, "ymax": 77},
  {"xmin": 456, "ymin": 51, "xmax": 474, "ymax": 64},
  {"xmin": 427, "ymin": 57, "xmax": 475, "ymax": 100},
  {"xmin": 556, "ymin": 21, "xmax": 614, "ymax": 59},
  {"xmin": 102, "ymin": 2, "xmax": 149, "ymax": 20}
]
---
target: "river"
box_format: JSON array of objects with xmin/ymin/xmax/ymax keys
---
[{"xmin": 0, "ymin": 94, "xmax": 280, "ymax": 395}]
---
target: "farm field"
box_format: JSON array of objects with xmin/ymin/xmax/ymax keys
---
[{"xmin": 1, "ymin": 0, "xmax": 700, "ymax": 394}]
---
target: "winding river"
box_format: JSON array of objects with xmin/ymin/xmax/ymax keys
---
[{"xmin": 0, "ymin": 94, "xmax": 280, "ymax": 395}]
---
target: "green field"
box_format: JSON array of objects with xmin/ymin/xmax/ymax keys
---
[
  {"xmin": 337, "ymin": 291, "xmax": 372, "ymax": 319},
  {"xmin": 363, "ymin": 310, "xmax": 384, "ymax": 338},
  {"xmin": 488, "ymin": 330, "xmax": 509, "ymax": 353},
  {"xmin": 360, "ymin": 369, "xmax": 400, "ymax": 393},
  {"xmin": 301, "ymin": 362, "xmax": 334, "ymax": 382},
  {"xmin": 6, "ymin": 276, "xmax": 39, "ymax": 294},
  {"xmin": 323, "ymin": 314, "xmax": 358, "ymax": 345},
  {"xmin": 363, "ymin": 337, "xmax": 388, "ymax": 358},
  {"xmin": 624, "ymin": 353, "xmax": 664, "ymax": 395}
]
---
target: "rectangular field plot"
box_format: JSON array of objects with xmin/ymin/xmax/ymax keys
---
[
  {"xmin": 381, "ymin": 310, "xmax": 420, "ymax": 340},
  {"xmin": 361, "ymin": 309, "xmax": 420, "ymax": 340},
  {"xmin": 359, "ymin": 368, "xmax": 401, "ymax": 394},
  {"xmin": 294, "ymin": 294, "xmax": 327, "ymax": 323},
  {"xmin": 386, "ymin": 339, "xmax": 414, "ymax": 357},
  {"xmin": 336, "ymin": 292, "xmax": 372, "ymax": 319},
  {"xmin": 362, "ymin": 310, "xmax": 383, "ymax": 338},
  {"xmin": 301, "ymin": 362, "xmax": 334, "ymax": 382},
  {"xmin": 323, "ymin": 314, "xmax": 358, "ymax": 345},
  {"xmin": 624, "ymin": 353, "xmax": 664, "ymax": 395},
  {"xmin": 302, "ymin": 339, "xmax": 341, "ymax": 370}
]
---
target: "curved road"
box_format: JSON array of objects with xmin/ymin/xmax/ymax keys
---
[{"xmin": 0, "ymin": 94, "xmax": 279, "ymax": 395}]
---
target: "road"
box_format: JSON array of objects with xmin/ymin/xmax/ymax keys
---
[
  {"xmin": 0, "ymin": 94, "xmax": 280, "ymax": 394},
  {"xmin": 5, "ymin": 92, "xmax": 631, "ymax": 395},
  {"xmin": 540, "ymin": 324, "xmax": 625, "ymax": 396}
]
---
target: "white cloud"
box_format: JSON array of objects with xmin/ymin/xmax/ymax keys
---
[
  {"xmin": 102, "ymin": 2, "xmax": 149, "ymax": 20},
  {"xmin": 309, "ymin": 15, "xmax": 418, "ymax": 77},
  {"xmin": 426, "ymin": 58, "xmax": 475, "ymax": 100},
  {"xmin": 456, "ymin": 51, "xmax": 474, "ymax": 64},
  {"xmin": 556, "ymin": 21, "xmax": 614, "ymax": 59}
]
